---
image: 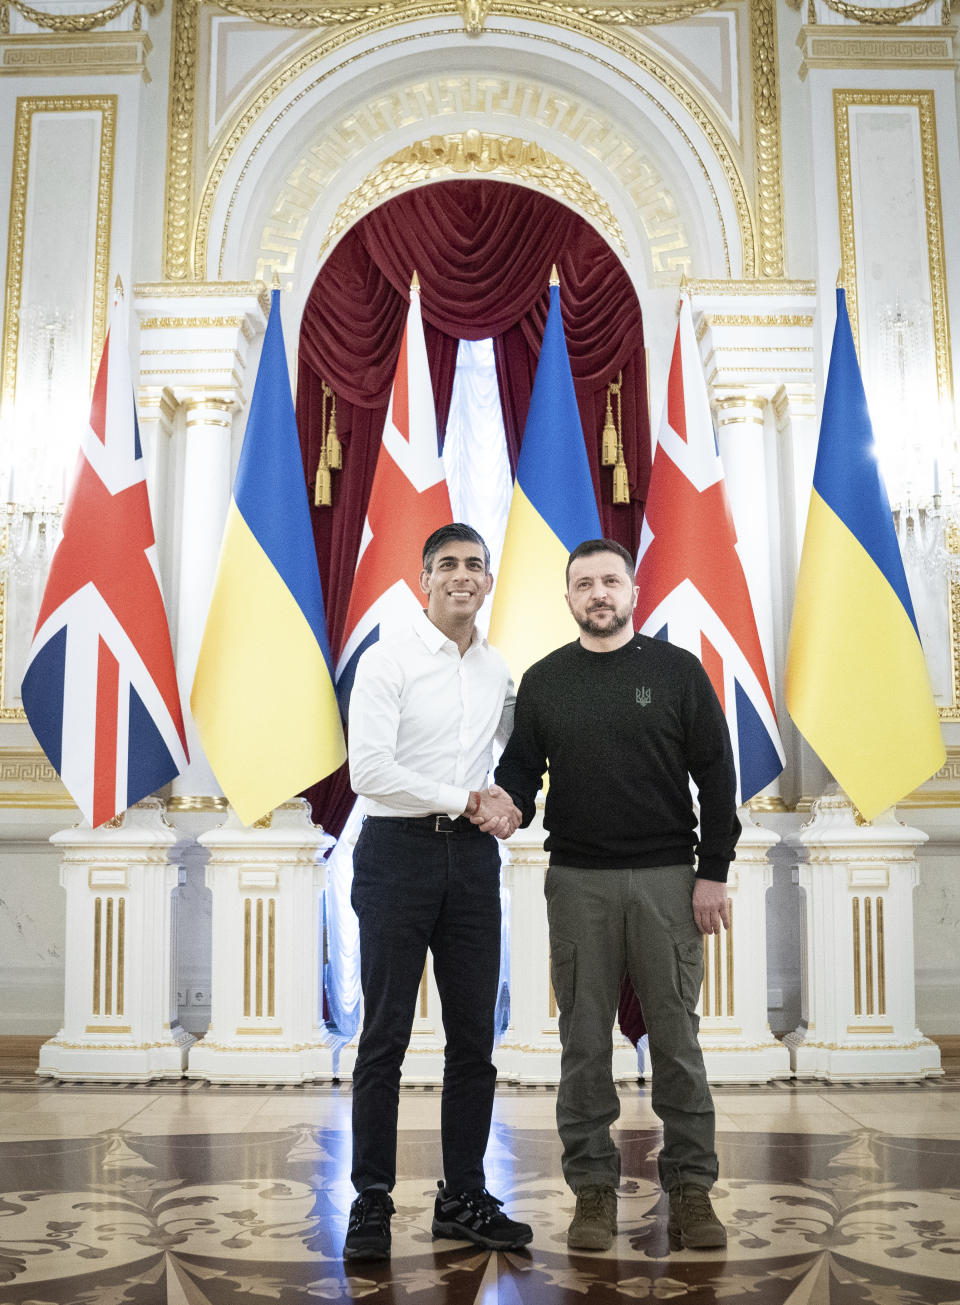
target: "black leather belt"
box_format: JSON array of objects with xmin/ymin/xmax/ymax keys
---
[{"xmin": 389, "ymin": 814, "xmax": 481, "ymax": 835}]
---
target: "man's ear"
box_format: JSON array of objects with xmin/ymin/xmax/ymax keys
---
[
  {"xmin": 482, "ymin": 571, "xmax": 494, "ymax": 596},
  {"xmin": 419, "ymin": 568, "xmax": 431, "ymax": 596}
]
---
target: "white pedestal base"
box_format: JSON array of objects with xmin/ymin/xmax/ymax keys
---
[
  {"xmin": 37, "ymin": 799, "xmax": 194, "ymax": 1082},
  {"xmin": 698, "ymin": 809, "xmax": 791, "ymax": 1083},
  {"xmin": 185, "ymin": 800, "xmax": 337, "ymax": 1085},
  {"xmin": 785, "ymin": 791, "xmax": 941, "ymax": 1082}
]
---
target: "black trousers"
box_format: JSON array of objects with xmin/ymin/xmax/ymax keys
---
[{"xmin": 349, "ymin": 816, "xmax": 502, "ymax": 1193}]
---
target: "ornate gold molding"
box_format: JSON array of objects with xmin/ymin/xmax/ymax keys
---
[
  {"xmin": 750, "ymin": 0, "xmax": 784, "ymax": 278},
  {"xmin": 834, "ymin": 90, "xmax": 952, "ymax": 409},
  {"xmin": 799, "ymin": 25, "xmax": 957, "ymax": 76},
  {"xmin": 206, "ymin": 0, "xmax": 729, "ymax": 26},
  {"xmin": 318, "ymin": 131, "xmax": 625, "ymax": 261},
  {"xmin": 169, "ymin": 5, "xmax": 755, "ymax": 282},
  {"xmin": 0, "ymin": 31, "xmax": 153, "ymax": 78},
  {"xmin": 163, "ymin": 0, "xmax": 198, "ymax": 280},
  {"xmin": 798, "ymin": 0, "xmax": 942, "ymax": 24},
  {"xmin": 690, "ymin": 278, "xmax": 816, "ymax": 296},
  {"xmin": 2, "ymin": 95, "xmax": 115, "ymax": 407},
  {"xmin": 696, "ymin": 312, "xmax": 814, "ymax": 341},
  {"xmin": 6, "ymin": 0, "xmax": 162, "ymax": 32},
  {"xmin": 166, "ymin": 794, "xmax": 230, "ymax": 811},
  {"xmin": 0, "ymin": 751, "xmax": 57, "ymax": 782}
]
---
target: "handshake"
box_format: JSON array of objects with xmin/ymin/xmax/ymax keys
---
[{"xmin": 462, "ymin": 785, "xmax": 522, "ymax": 839}]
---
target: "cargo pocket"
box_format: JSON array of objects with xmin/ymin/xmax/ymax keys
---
[
  {"xmin": 675, "ymin": 935, "xmax": 705, "ymax": 1012},
  {"xmin": 550, "ymin": 939, "xmax": 576, "ymax": 1014}
]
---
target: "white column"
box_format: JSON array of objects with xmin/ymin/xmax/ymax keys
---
[
  {"xmin": 771, "ymin": 382, "xmax": 829, "ymax": 811},
  {"xmin": 784, "ymin": 789, "xmax": 941, "ymax": 1081},
  {"xmin": 136, "ymin": 386, "xmax": 178, "ymax": 604},
  {"xmin": 699, "ymin": 810, "xmax": 790, "ymax": 1081},
  {"xmin": 714, "ymin": 391, "xmax": 783, "ymax": 810},
  {"xmin": 37, "ymin": 798, "xmax": 193, "ymax": 1081},
  {"xmin": 185, "ymin": 799, "xmax": 338, "ymax": 1084},
  {"xmin": 170, "ymin": 395, "xmax": 234, "ymax": 800}
]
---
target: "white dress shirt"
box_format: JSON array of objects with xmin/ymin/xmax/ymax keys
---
[{"xmin": 348, "ymin": 612, "xmax": 515, "ymax": 818}]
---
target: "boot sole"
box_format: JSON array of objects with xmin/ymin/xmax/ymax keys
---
[
  {"xmin": 343, "ymin": 1242, "xmax": 391, "ymax": 1261},
  {"xmin": 668, "ymin": 1228, "xmax": 727, "ymax": 1251},
  {"xmin": 567, "ymin": 1231, "xmax": 615, "ymax": 1251},
  {"xmin": 432, "ymin": 1218, "xmax": 533, "ymax": 1250}
]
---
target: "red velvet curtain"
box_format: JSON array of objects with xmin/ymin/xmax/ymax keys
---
[{"xmin": 296, "ymin": 179, "xmax": 651, "ymax": 835}]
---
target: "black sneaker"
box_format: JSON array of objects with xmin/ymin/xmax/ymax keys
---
[
  {"xmin": 343, "ymin": 1189, "xmax": 395, "ymax": 1260},
  {"xmin": 432, "ymin": 1180, "xmax": 533, "ymax": 1250}
]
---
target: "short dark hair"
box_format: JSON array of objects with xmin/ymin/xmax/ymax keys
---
[
  {"xmin": 565, "ymin": 538, "xmax": 635, "ymax": 586},
  {"xmin": 422, "ymin": 523, "xmax": 491, "ymax": 573}
]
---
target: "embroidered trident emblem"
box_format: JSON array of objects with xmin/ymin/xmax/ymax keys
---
[{"xmin": 636, "ymin": 686, "xmax": 651, "ymax": 707}]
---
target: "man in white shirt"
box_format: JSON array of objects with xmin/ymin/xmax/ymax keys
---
[{"xmin": 343, "ymin": 523, "xmax": 532, "ymax": 1261}]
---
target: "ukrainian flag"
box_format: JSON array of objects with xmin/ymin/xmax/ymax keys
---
[
  {"xmin": 489, "ymin": 279, "xmax": 603, "ymax": 678},
  {"xmin": 191, "ymin": 290, "xmax": 346, "ymax": 824},
  {"xmin": 785, "ymin": 288, "xmax": 944, "ymax": 820}
]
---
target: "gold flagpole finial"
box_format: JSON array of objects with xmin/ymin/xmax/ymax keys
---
[
  {"xmin": 678, "ymin": 270, "xmax": 689, "ymax": 315},
  {"xmin": 549, "ymin": 264, "xmax": 560, "ymax": 287},
  {"xmin": 272, "ymin": 270, "xmax": 282, "ymax": 290},
  {"xmin": 836, "ymin": 267, "xmax": 844, "ymax": 289},
  {"xmin": 114, "ymin": 274, "xmax": 124, "ymax": 299},
  {"xmin": 410, "ymin": 270, "xmax": 421, "ymax": 293}
]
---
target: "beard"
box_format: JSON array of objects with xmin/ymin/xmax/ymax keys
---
[{"xmin": 574, "ymin": 602, "xmax": 634, "ymax": 638}]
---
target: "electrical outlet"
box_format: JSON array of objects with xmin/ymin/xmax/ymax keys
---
[
  {"xmin": 176, "ymin": 989, "xmax": 186, "ymax": 1008},
  {"xmin": 767, "ymin": 988, "xmax": 783, "ymax": 1009},
  {"xmin": 189, "ymin": 988, "xmax": 208, "ymax": 1006}
]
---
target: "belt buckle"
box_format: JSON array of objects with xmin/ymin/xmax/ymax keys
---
[{"xmin": 434, "ymin": 814, "xmax": 455, "ymax": 833}]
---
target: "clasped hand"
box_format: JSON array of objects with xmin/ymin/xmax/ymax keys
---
[{"xmin": 467, "ymin": 784, "xmax": 521, "ymax": 839}]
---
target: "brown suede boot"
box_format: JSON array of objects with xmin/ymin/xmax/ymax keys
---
[
  {"xmin": 567, "ymin": 1184, "xmax": 618, "ymax": 1251},
  {"xmin": 667, "ymin": 1183, "xmax": 727, "ymax": 1250}
]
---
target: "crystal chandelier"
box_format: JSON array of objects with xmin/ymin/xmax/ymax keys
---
[
  {"xmin": 0, "ymin": 304, "xmax": 82, "ymax": 581},
  {"xmin": 872, "ymin": 298, "xmax": 958, "ymax": 582}
]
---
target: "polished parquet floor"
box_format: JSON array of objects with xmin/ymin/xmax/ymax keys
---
[{"xmin": 0, "ymin": 1066, "xmax": 958, "ymax": 1304}]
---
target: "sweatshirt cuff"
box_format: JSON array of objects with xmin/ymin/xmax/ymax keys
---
[{"xmin": 695, "ymin": 856, "xmax": 729, "ymax": 883}]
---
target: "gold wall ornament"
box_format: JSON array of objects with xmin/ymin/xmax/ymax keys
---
[
  {"xmin": 750, "ymin": 0, "xmax": 784, "ymax": 278},
  {"xmin": 456, "ymin": 0, "xmax": 493, "ymax": 31},
  {"xmin": 6, "ymin": 0, "xmax": 161, "ymax": 32},
  {"xmin": 316, "ymin": 132, "xmax": 626, "ymax": 264}
]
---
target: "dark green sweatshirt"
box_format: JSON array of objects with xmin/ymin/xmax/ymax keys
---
[{"xmin": 494, "ymin": 634, "xmax": 741, "ymax": 881}]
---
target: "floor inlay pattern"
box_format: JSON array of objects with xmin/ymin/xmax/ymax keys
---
[{"xmin": 0, "ymin": 1081, "xmax": 957, "ymax": 1303}]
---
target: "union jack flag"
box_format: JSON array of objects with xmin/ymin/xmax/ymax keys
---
[
  {"xmin": 21, "ymin": 298, "xmax": 189, "ymax": 826},
  {"xmin": 634, "ymin": 294, "xmax": 784, "ymax": 804},
  {"xmin": 334, "ymin": 280, "xmax": 453, "ymax": 712}
]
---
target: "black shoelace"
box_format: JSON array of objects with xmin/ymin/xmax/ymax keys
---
[{"xmin": 350, "ymin": 1192, "xmax": 394, "ymax": 1233}]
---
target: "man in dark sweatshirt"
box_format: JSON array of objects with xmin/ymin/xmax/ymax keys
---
[{"xmin": 489, "ymin": 538, "xmax": 739, "ymax": 1254}]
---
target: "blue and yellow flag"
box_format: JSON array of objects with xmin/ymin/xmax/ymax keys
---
[
  {"xmin": 191, "ymin": 290, "xmax": 346, "ymax": 824},
  {"xmin": 489, "ymin": 281, "xmax": 603, "ymax": 678},
  {"xmin": 785, "ymin": 288, "xmax": 944, "ymax": 820}
]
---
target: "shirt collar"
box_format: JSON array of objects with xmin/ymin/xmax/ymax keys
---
[{"xmin": 415, "ymin": 610, "xmax": 486, "ymax": 655}]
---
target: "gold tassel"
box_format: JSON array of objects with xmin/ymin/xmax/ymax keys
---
[
  {"xmin": 322, "ymin": 381, "xmax": 342, "ymax": 470},
  {"xmin": 315, "ymin": 454, "xmax": 332, "ymax": 507},
  {"xmin": 613, "ymin": 441, "xmax": 630, "ymax": 504},
  {"xmin": 326, "ymin": 401, "xmax": 342, "ymax": 470},
  {"xmin": 601, "ymin": 386, "xmax": 618, "ymax": 466}
]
